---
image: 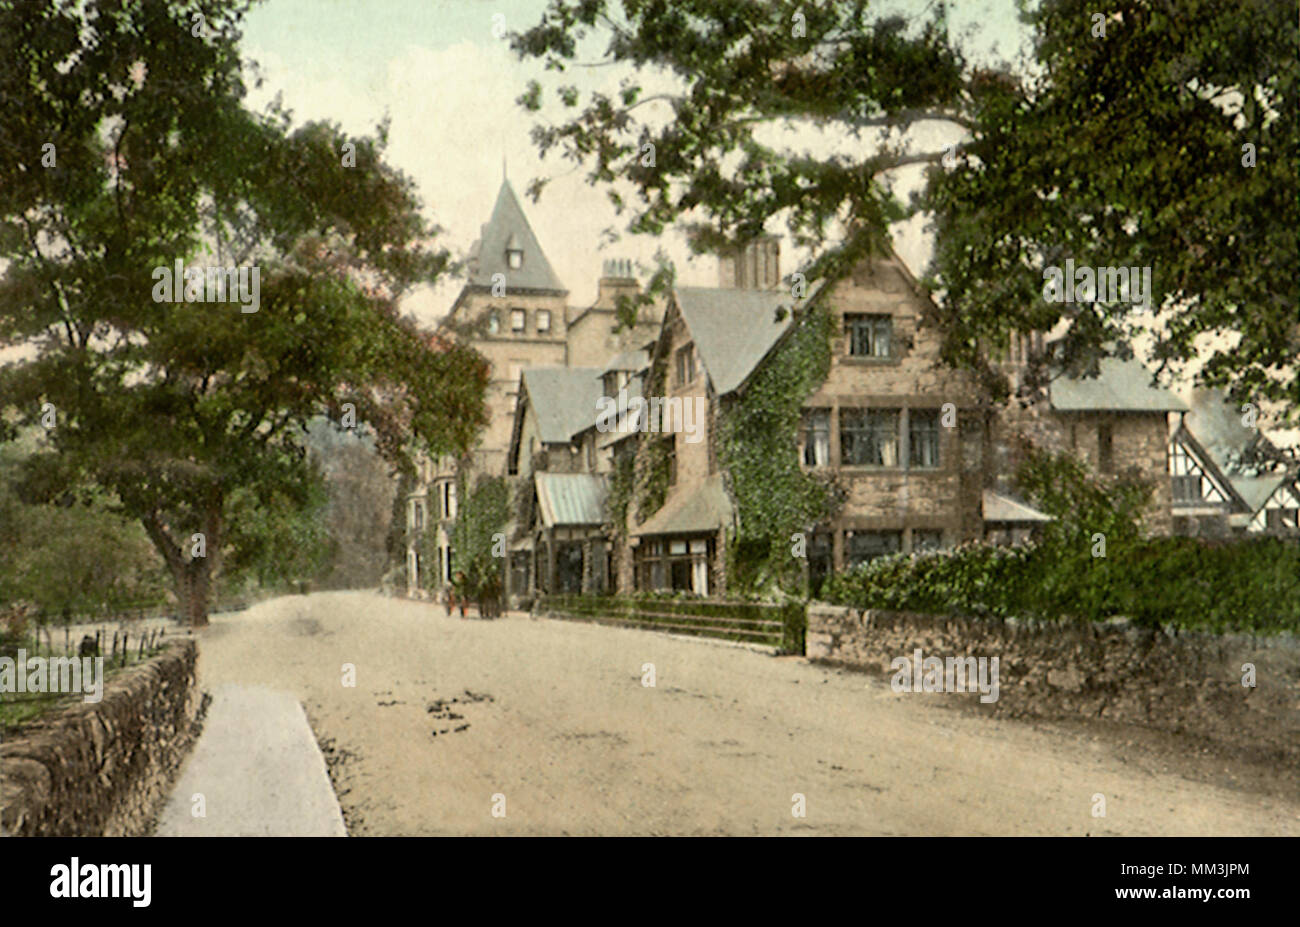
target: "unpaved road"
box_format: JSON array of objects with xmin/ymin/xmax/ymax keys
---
[{"xmin": 192, "ymin": 591, "xmax": 1300, "ymax": 836}]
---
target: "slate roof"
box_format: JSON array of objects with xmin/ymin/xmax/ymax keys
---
[
  {"xmin": 521, "ymin": 367, "xmax": 605, "ymax": 443},
  {"xmin": 672, "ymin": 286, "xmax": 808, "ymax": 395},
  {"xmin": 467, "ymin": 180, "xmax": 566, "ymax": 293},
  {"xmin": 601, "ymin": 348, "xmax": 649, "ymax": 374},
  {"xmin": 535, "ymin": 472, "xmax": 609, "ymax": 527},
  {"xmin": 1182, "ymin": 389, "xmax": 1297, "ymax": 511},
  {"xmin": 632, "ymin": 473, "xmax": 735, "ymax": 537},
  {"xmin": 1049, "ymin": 356, "xmax": 1188, "ymax": 412}
]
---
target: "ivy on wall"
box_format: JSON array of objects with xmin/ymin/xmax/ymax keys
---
[
  {"xmin": 720, "ymin": 303, "xmax": 841, "ymax": 595},
  {"xmin": 448, "ymin": 472, "xmax": 510, "ymax": 599},
  {"xmin": 632, "ymin": 352, "xmax": 673, "ymax": 522}
]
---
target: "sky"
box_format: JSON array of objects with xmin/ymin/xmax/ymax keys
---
[{"xmin": 237, "ymin": 0, "xmax": 1032, "ymax": 323}]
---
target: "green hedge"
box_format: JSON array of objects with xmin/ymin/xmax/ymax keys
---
[{"xmin": 822, "ymin": 536, "xmax": 1300, "ymax": 634}]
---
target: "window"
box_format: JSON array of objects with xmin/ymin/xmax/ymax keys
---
[
  {"xmin": 636, "ymin": 537, "xmax": 710, "ymax": 594},
  {"xmin": 412, "ymin": 500, "xmax": 425, "ymax": 532},
  {"xmin": 840, "ymin": 409, "xmax": 899, "ymax": 467},
  {"xmin": 846, "ymin": 314, "xmax": 892, "ymax": 358},
  {"xmin": 536, "ymin": 309, "xmax": 551, "ymax": 333},
  {"xmin": 908, "ymin": 409, "xmax": 941, "ymax": 468},
  {"xmin": 913, "ymin": 529, "xmax": 944, "ymax": 552},
  {"xmin": 1171, "ymin": 474, "xmax": 1202, "ymax": 503},
  {"xmin": 675, "ymin": 343, "xmax": 697, "ymax": 386},
  {"xmin": 440, "ymin": 481, "xmax": 457, "ymax": 520},
  {"xmin": 487, "ymin": 310, "xmax": 500, "ymax": 334},
  {"xmin": 845, "ymin": 531, "xmax": 901, "ymax": 569},
  {"xmin": 1098, "ymin": 424, "xmax": 1113, "ymax": 473},
  {"xmin": 511, "ymin": 308, "xmax": 526, "ymax": 332},
  {"xmin": 801, "ymin": 409, "xmax": 830, "ymax": 467},
  {"xmin": 507, "ymin": 249, "xmax": 523, "ymax": 269}
]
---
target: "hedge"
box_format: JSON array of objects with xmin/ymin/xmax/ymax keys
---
[{"xmin": 822, "ymin": 536, "xmax": 1300, "ymax": 634}]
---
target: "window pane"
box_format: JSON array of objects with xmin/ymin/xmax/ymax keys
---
[
  {"xmin": 802, "ymin": 409, "xmax": 830, "ymax": 467},
  {"xmin": 511, "ymin": 309, "xmax": 526, "ymax": 332},
  {"xmin": 846, "ymin": 314, "xmax": 892, "ymax": 357},
  {"xmin": 908, "ymin": 410, "xmax": 941, "ymax": 468},
  {"xmin": 845, "ymin": 531, "xmax": 901, "ymax": 568},
  {"xmin": 913, "ymin": 530, "xmax": 943, "ymax": 551},
  {"xmin": 537, "ymin": 310, "xmax": 551, "ymax": 332}
]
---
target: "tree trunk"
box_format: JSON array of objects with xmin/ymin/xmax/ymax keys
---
[{"xmin": 142, "ymin": 501, "xmax": 222, "ymax": 629}]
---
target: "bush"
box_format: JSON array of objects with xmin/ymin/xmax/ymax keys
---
[{"xmin": 822, "ymin": 536, "xmax": 1300, "ymax": 634}]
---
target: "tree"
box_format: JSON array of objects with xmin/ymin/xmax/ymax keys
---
[
  {"xmin": 511, "ymin": 0, "xmax": 1296, "ymax": 413},
  {"xmin": 0, "ymin": 1, "xmax": 489, "ymax": 625}
]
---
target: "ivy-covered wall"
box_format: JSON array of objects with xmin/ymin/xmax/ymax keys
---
[{"xmin": 720, "ymin": 303, "xmax": 841, "ymax": 596}]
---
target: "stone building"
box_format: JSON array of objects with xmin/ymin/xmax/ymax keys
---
[{"xmin": 403, "ymin": 177, "xmax": 658, "ymax": 596}]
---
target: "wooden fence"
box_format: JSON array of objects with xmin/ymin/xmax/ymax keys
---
[{"xmin": 535, "ymin": 595, "xmax": 806, "ymax": 654}]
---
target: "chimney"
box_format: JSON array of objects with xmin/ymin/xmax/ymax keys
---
[
  {"xmin": 718, "ymin": 236, "xmax": 780, "ymax": 290},
  {"xmin": 596, "ymin": 258, "xmax": 640, "ymax": 308}
]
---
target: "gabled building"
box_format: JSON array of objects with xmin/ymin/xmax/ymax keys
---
[{"xmin": 1170, "ymin": 389, "xmax": 1300, "ymax": 535}]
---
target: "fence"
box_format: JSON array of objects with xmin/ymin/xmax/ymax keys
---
[{"xmin": 535, "ymin": 594, "xmax": 806, "ymax": 654}]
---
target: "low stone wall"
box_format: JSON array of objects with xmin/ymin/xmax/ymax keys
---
[
  {"xmin": 0, "ymin": 638, "xmax": 200, "ymax": 836},
  {"xmin": 808, "ymin": 603, "xmax": 1300, "ymax": 766}
]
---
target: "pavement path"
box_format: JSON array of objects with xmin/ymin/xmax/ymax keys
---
[
  {"xmin": 153, "ymin": 683, "xmax": 346, "ymax": 836},
  {"xmin": 174, "ymin": 590, "xmax": 1300, "ymax": 836}
]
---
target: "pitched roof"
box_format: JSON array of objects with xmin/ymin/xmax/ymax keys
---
[
  {"xmin": 632, "ymin": 473, "xmax": 735, "ymax": 537},
  {"xmin": 535, "ymin": 472, "xmax": 608, "ymax": 527},
  {"xmin": 672, "ymin": 287, "xmax": 803, "ymax": 395},
  {"xmin": 1049, "ymin": 355, "xmax": 1188, "ymax": 412},
  {"xmin": 1184, "ymin": 388, "xmax": 1263, "ymax": 472},
  {"xmin": 522, "ymin": 367, "xmax": 605, "ymax": 443},
  {"xmin": 601, "ymin": 348, "xmax": 649, "ymax": 375},
  {"xmin": 467, "ymin": 180, "xmax": 566, "ymax": 293}
]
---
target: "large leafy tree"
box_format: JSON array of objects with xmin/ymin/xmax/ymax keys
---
[
  {"xmin": 0, "ymin": 0, "xmax": 488, "ymax": 625},
  {"xmin": 512, "ymin": 0, "xmax": 1296, "ymax": 414}
]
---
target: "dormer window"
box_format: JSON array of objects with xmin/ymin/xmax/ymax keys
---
[{"xmin": 508, "ymin": 249, "xmax": 523, "ymax": 269}]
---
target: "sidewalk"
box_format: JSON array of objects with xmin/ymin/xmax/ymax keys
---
[{"xmin": 153, "ymin": 683, "xmax": 347, "ymax": 837}]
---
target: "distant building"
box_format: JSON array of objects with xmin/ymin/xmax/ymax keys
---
[{"xmin": 1169, "ymin": 389, "xmax": 1300, "ymax": 536}]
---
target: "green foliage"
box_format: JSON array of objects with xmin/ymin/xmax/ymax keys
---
[
  {"xmin": 514, "ymin": 0, "xmax": 1297, "ymax": 409},
  {"xmin": 0, "ymin": 1, "xmax": 489, "ymax": 623},
  {"xmin": 633, "ymin": 352, "xmax": 672, "ymax": 522},
  {"xmin": 222, "ymin": 475, "xmax": 336, "ymax": 591},
  {"xmin": 720, "ymin": 304, "xmax": 839, "ymax": 595},
  {"xmin": 607, "ymin": 444, "xmax": 635, "ymax": 535},
  {"xmin": 0, "ymin": 438, "xmax": 168, "ymax": 620},
  {"xmin": 924, "ymin": 0, "xmax": 1298, "ymax": 410},
  {"xmin": 824, "ymin": 450, "xmax": 1299, "ymax": 635},
  {"xmin": 823, "ymin": 536, "xmax": 1300, "ymax": 635},
  {"xmin": 449, "ymin": 474, "xmax": 510, "ymax": 601},
  {"xmin": 634, "ymin": 435, "xmax": 673, "ymax": 522}
]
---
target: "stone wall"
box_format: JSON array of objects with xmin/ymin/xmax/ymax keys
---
[
  {"xmin": 0, "ymin": 638, "xmax": 201, "ymax": 836},
  {"xmin": 807, "ymin": 603, "xmax": 1300, "ymax": 766}
]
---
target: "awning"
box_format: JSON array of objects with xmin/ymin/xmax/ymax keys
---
[
  {"xmin": 982, "ymin": 490, "xmax": 1053, "ymax": 524},
  {"xmin": 632, "ymin": 473, "xmax": 735, "ymax": 537},
  {"xmin": 535, "ymin": 472, "xmax": 609, "ymax": 528}
]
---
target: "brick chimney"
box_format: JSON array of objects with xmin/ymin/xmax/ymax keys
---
[
  {"xmin": 595, "ymin": 258, "xmax": 639, "ymax": 308},
  {"xmin": 718, "ymin": 236, "xmax": 780, "ymax": 290}
]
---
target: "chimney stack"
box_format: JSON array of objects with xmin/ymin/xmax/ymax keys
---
[
  {"xmin": 718, "ymin": 236, "xmax": 780, "ymax": 290},
  {"xmin": 596, "ymin": 258, "xmax": 639, "ymax": 308}
]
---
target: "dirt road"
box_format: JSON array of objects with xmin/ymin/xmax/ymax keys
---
[{"xmin": 191, "ymin": 591, "xmax": 1299, "ymax": 836}]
